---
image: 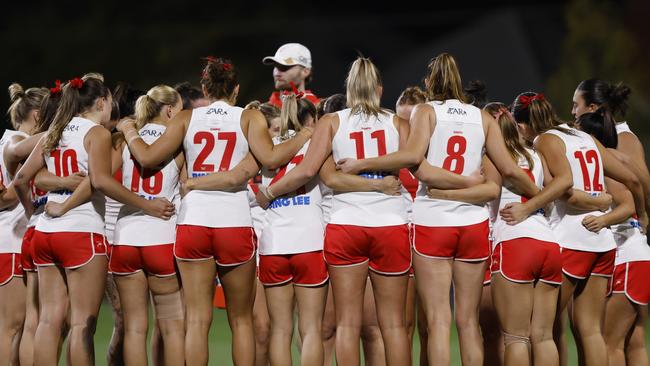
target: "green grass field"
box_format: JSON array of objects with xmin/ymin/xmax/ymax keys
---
[{"xmin": 77, "ymin": 300, "xmax": 650, "ymax": 365}]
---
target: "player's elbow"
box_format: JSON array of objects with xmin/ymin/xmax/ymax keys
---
[
  {"xmin": 90, "ymin": 174, "xmax": 110, "ymax": 193},
  {"xmin": 319, "ymin": 171, "xmax": 337, "ymax": 188},
  {"xmin": 139, "ymin": 157, "xmax": 160, "ymax": 169},
  {"xmin": 262, "ymin": 157, "xmax": 283, "ymax": 171},
  {"xmin": 405, "ymin": 152, "xmax": 423, "ymax": 168}
]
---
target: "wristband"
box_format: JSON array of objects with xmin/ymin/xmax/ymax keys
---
[{"xmin": 262, "ymin": 186, "xmax": 276, "ymax": 201}]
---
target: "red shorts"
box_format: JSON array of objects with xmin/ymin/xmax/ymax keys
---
[
  {"xmin": 33, "ymin": 231, "xmax": 107, "ymax": 269},
  {"xmin": 484, "ymin": 239, "xmax": 493, "ymax": 285},
  {"xmin": 561, "ymin": 248, "xmax": 615, "ymax": 279},
  {"xmin": 324, "ymin": 224, "xmax": 411, "ymax": 275},
  {"xmin": 109, "ymin": 244, "xmax": 176, "ymax": 277},
  {"xmin": 413, "ymin": 220, "xmax": 490, "ymax": 261},
  {"xmin": 491, "ymin": 239, "xmax": 562, "ymax": 284},
  {"xmin": 0, "ymin": 253, "xmax": 23, "ymax": 286},
  {"xmin": 609, "ymin": 261, "xmax": 650, "ymax": 305},
  {"xmin": 258, "ymin": 251, "xmax": 328, "ymax": 286},
  {"xmin": 21, "ymin": 227, "xmax": 37, "ymax": 272},
  {"xmin": 174, "ymin": 225, "xmax": 256, "ymax": 266}
]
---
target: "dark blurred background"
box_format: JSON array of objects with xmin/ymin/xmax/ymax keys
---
[{"xmin": 1, "ymin": 0, "xmax": 648, "ymax": 152}]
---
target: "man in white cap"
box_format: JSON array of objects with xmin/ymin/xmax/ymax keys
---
[{"xmin": 263, "ymin": 43, "xmax": 320, "ymax": 107}]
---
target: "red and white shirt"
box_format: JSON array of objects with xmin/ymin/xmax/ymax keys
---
[
  {"xmin": 413, "ymin": 99, "xmax": 488, "ymax": 227},
  {"xmin": 37, "ymin": 117, "xmax": 105, "ymax": 234},
  {"xmin": 0, "ymin": 130, "xmax": 29, "ymax": 253},
  {"xmin": 114, "ymin": 123, "xmax": 180, "ymax": 246},
  {"xmin": 178, "ymin": 100, "xmax": 251, "ymax": 228},
  {"xmin": 261, "ymin": 139, "xmax": 324, "ymax": 255},
  {"xmin": 546, "ymin": 124, "xmax": 615, "ymax": 252},
  {"xmin": 330, "ymin": 108, "xmax": 407, "ymax": 227}
]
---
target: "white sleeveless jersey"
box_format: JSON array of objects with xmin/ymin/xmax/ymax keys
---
[
  {"xmin": 611, "ymin": 121, "xmax": 650, "ymax": 263},
  {"xmin": 330, "ymin": 109, "xmax": 407, "ymax": 227},
  {"xmin": 615, "ymin": 121, "xmax": 633, "ymax": 135},
  {"xmin": 491, "ymin": 150, "xmax": 556, "ymax": 245},
  {"xmin": 260, "ymin": 140, "xmax": 324, "ymax": 254},
  {"xmin": 413, "ymin": 99, "xmax": 488, "ymax": 227},
  {"xmin": 400, "ymin": 169, "xmax": 418, "ymax": 223},
  {"xmin": 545, "ymin": 125, "xmax": 615, "ymax": 252},
  {"xmin": 247, "ymin": 177, "xmax": 266, "ymax": 239},
  {"xmin": 320, "ymin": 184, "xmax": 333, "ymax": 223},
  {"xmin": 114, "ymin": 124, "xmax": 180, "ymax": 246},
  {"xmin": 178, "ymin": 101, "xmax": 252, "ymax": 228},
  {"xmin": 26, "ymin": 180, "xmax": 48, "ymax": 228},
  {"xmin": 612, "ymin": 216, "xmax": 650, "ymax": 265},
  {"xmin": 0, "ymin": 130, "xmax": 29, "ymax": 253},
  {"xmin": 36, "ymin": 117, "xmax": 105, "ymax": 234},
  {"xmin": 104, "ymin": 197, "xmax": 121, "ymax": 244}
]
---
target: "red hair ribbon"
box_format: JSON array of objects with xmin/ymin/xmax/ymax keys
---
[
  {"xmin": 204, "ymin": 55, "xmax": 216, "ymax": 63},
  {"xmin": 222, "ymin": 63, "xmax": 232, "ymax": 71},
  {"xmin": 50, "ymin": 79, "xmax": 62, "ymax": 95},
  {"xmin": 69, "ymin": 77, "xmax": 84, "ymax": 89},
  {"xmin": 282, "ymin": 81, "xmax": 304, "ymax": 99},
  {"xmin": 518, "ymin": 93, "xmax": 545, "ymax": 107}
]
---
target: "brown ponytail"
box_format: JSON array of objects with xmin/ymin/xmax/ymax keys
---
[
  {"xmin": 424, "ymin": 53, "xmax": 469, "ymax": 103},
  {"xmin": 511, "ymin": 92, "xmax": 570, "ymax": 137},
  {"xmin": 43, "ymin": 77, "xmax": 110, "ymax": 153},
  {"xmin": 484, "ymin": 102, "xmax": 534, "ymax": 169}
]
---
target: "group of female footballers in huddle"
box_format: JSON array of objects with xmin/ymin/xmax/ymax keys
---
[{"xmin": 0, "ymin": 51, "xmax": 649, "ymax": 366}]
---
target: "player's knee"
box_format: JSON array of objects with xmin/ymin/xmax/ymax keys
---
[
  {"xmin": 503, "ymin": 331, "xmax": 531, "ymax": 349},
  {"xmin": 455, "ymin": 311, "xmax": 478, "ymax": 332},
  {"xmin": 361, "ymin": 324, "xmax": 382, "ymax": 342},
  {"xmin": 530, "ymin": 326, "xmax": 553, "ymax": 345},
  {"xmin": 254, "ymin": 320, "xmax": 270, "ymax": 346},
  {"xmin": 154, "ymin": 291, "xmax": 184, "ymax": 321}
]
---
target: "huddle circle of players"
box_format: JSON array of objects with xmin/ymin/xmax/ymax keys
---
[{"xmin": 1, "ymin": 42, "xmax": 649, "ymax": 366}]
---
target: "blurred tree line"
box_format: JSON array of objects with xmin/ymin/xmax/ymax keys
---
[{"xmin": 547, "ymin": 0, "xmax": 649, "ymax": 154}]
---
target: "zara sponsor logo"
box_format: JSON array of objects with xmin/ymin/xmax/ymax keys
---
[
  {"xmin": 207, "ymin": 108, "xmax": 228, "ymax": 116},
  {"xmin": 447, "ymin": 107, "xmax": 467, "ymax": 116},
  {"xmin": 64, "ymin": 124, "xmax": 80, "ymax": 132},
  {"xmin": 140, "ymin": 129, "xmax": 163, "ymax": 138}
]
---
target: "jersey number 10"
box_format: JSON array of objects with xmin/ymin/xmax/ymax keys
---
[
  {"xmin": 130, "ymin": 156, "xmax": 163, "ymax": 195},
  {"xmin": 50, "ymin": 149, "xmax": 79, "ymax": 177}
]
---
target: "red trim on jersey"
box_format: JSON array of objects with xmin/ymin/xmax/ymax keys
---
[
  {"xmin": 399, "ymin": 169, "xmax": 418, "ymax": 200},
  {"xmin": 113, "ymin": 168, "xmax": 123, "ymax": 182},
  {"xmin": 248, "ymin": 178, "xmax": 260, "ymax": 194}
]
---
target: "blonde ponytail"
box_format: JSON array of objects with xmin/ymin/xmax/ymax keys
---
[
  {"xmin": 134, "ymin": 85, "xmax": 180, "ymax": 129},
  {"xmin": 279, "ymin": 93, "xmax": 302, "ymax": 140},
  {"xmin": 346, "ymin": 57, "xmax": 384, "ymax": 117},
  {"xmin": 7, "ymin": 83, "xmax": 48, "ymax": 129}
]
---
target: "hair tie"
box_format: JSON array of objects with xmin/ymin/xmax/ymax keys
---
[
  {"xmin": 518, "ymin": 93, "xmax": 545, "ymax": 108},
  {"xmin": 282, "ymin": 81, "xmax": 304, "ymax": 99},
  {"xmin": 69, "ymin": 77, "xmax": 84, "ymax": 89},
  {"xmin": 494, "ymin": 107, "xmax": 516, "ymax": 125},
  {"xmin": 50, "ymin": 80, "xmax": 62, "ymax": 95},
  {"xmin": 222, "ymin": 63, "xmax": 232, "ymax": 71}
]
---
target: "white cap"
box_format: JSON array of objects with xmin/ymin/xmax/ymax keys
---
[{"xmin": 263, "ymin": 43, "xmax": 312, "ymax": 68}]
